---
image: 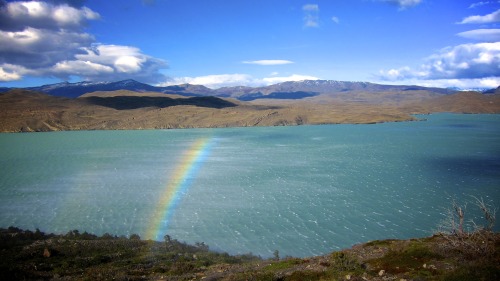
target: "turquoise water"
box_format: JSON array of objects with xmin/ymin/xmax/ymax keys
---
[{"xmin": 0, "ymin": 113, "xmax": 499, "ymax": 257}]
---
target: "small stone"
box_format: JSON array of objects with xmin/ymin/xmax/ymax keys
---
[
  {"xmin": 345, "ymin": 274, "xmax": 351, "ymax": 280},
  {"xmin": 43, "ymin": 248, "xmax": 51, "ymax": 258},
  {"xmin": 378, "ymin": 269, "xmax": 385, "ymax": 276},
  {"xmin": 423, "ymin": 263, "xmax": 427, "ymax": 268}
]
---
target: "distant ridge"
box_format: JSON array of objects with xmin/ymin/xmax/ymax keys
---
[
  {"xmin": 1, "ymin": 79, "xmax": 496, "ymax": 101},
  {"xmin": 1, "ymin": 85, "xmax": 499, "ymax": 133},
  {"xmin": 19, "ymin": 79, "xmax": 160, "ymax": 98}
]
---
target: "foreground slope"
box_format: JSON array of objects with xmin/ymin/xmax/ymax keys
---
[{"xmin": 1, "ymin": 227, "xmax": 498, "ymax": 280}]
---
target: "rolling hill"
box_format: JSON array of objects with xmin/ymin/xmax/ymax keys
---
[{"xmin": 0, "ymin": 80, "xmax": 498, "ymax": 132}]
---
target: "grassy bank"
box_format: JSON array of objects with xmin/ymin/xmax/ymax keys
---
[{"xmin": 1, "ymin": 226, "xmax": 498, "ymax": 281}]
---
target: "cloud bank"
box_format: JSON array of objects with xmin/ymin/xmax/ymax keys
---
[
  {"xmin": 458, "ymin": 9, "xmax": 500, "ymax": 24},
  {"xmin": 160, "ymin": 74, "xmax": 319, "ymax": 89},
  {"xmin": 457, "ymin": 29, "xmax": 500, "ymax": 42},
  {"xmin": 0, "ymin": 1, "xmax": 167, "ymax": 83},
  {"xmin": 377, "ymin": 2, "xmax": 500, "ymax": 89},
  {"xmin": 378, "ymin": 42, "xmax": 500, "ymax": 86},
  {"xmin": 469, "ymin": 1, "xmax": 498, "ymax": 9},
  {"xmin": 242, "ymin": 60, "xmax": 294, "ymax": 66}
]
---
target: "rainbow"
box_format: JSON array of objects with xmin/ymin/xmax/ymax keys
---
[{"xmin": 146, "ymin": 137, "xmax": 215, "ymax": 241}]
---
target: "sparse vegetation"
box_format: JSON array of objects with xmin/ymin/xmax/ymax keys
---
[
  {"xmin": 1, "ymin": 225, "xmax": 498, "ymax": 280},
  {"xmin": 436, "ymin": 197, "xmax": 498, "ymax": 259}
]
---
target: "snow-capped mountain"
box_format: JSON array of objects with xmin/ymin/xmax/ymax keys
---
[{"xmin": 2, "ymin": 79, "xmax": 491, "ymax": 101}]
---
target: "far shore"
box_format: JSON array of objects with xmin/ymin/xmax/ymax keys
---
[{"xmin": 1, "ymin": 89, "xmax": 499, "ymax": 133}]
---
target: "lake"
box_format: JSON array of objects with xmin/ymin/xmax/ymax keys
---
[{"xmin": 0, "ymin": 113, "xmax": 499, "ymax": 258}]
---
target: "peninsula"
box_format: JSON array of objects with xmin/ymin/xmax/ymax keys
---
[{"xmin": 0, "ymin": 80, "xmax": 499, "ymax": 132}]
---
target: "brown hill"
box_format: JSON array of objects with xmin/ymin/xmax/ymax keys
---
[
  {"xmin": 402, "ymin": 91, "xmax": 500, "ymax": 114},
  {"xmin": 0, "ymin": 89, "xmax": 498, "ymax": 133}
]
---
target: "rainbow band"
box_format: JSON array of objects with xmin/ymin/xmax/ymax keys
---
[{"xmin": 146, "ymin": 137, "xmax": 215, "ymax": 241}]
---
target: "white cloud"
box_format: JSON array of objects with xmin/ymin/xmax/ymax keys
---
[
  {"xmin": 378, "ymin": 66, "xmax": 413, "ymax": 81},
  {"xmin": 262, "ymin": 74, "xmax": 319, "ymax": 84},
  {"xmin": 378, "ymin": 77, "xmax": 500, "ymax": 89},
  {"xmin": 379, "ymin": 42, "xmax": 500, "ymax": 81},
  {"xmin": 0, "ymin": 64, "xmax": 22, "ymax": 81},
  {"xmin": 67, "ymin": 44, "xmax": 167, "ymax": 82},
  {"xmin": 377, "ymin": 0, "xmax": 422, "ymax": 9},
  {"xmin": 302, "ymin": 4, "xmax": 319, "ymax": 11},
  {"xmin": 0, "ymin": 27, "xmax": 95, "ymax": 69},
  {"xmin": 469, "ymin": 1, "xmax": 500, "ymax": 9},
  {"xmin": 302, "ymin": 4, "xmax": 319, "ymax": 28},
  {"xmin": 458, "ymin": 9, "xmax": 500, "ymax": 24},
  {"xmin": 0, "ymin": 1, "xmax": 100, "ymax": 31},
  {"xmin": 114, "ymin": 56, "xmax": 143, "ymax": 73},
  {"xmin": 51, "ymin": 60, "xmax": 114, "ymax": 75},
  {"xmin": 74, "ymin": 45, "xmax": 153, "ymax": 74},
  {"xmin": 0, "ymin": 1, "xmax": 167, "ymax": 83},
  {"xmin": 242, "ymin": 60, "xmax": 294, "ymax": 65},
  {"xmin": 159, "ymin": 73, "xmax": 320, "ymax": 88},
  {"xmin": 160, "ymin": 74, "xmax": 254, "ymax": 89},
  {"xmin": 331, "ymin": 16, "xmax": 340, "ymax": 24},
  {"xmin": 53, "ymin": 6, "xmax": 99, "ymax": 25},
  {"xmin": 46, "ymin": 0, "xmax": 87, "ymax": 7},
  {"xmin": 457, "ymin": 29, "xmax": 500, "ymax": 42}
]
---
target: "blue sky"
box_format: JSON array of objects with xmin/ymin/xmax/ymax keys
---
[{"xmin": 1, "ymin": 0, "xmax": 499, "ymax": 89}]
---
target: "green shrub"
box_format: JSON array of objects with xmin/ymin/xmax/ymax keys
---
[
  {"xmin": 330, "ymin": 252, "xmax": 362, "ymax": 272},
  {"xmin": 264, "ymin": 258, "xmax": 303, "ymax": 271},
  {"xmin": 285, "ymin": 270, "xmax": 327, "ymax": 281},
  {"xmin": 129, "ymin": 234, "xmax": 141, "ymax": 240},
  {"xmin": 367, "ymin": 242, "xmax": 442, "ymax": 274},
  {"xmin": 440, "ymin": 265, "xmax": 500, "ymax": 281}
]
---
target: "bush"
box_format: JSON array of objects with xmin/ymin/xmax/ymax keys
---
[
  {"xmin": 368, "ymin": 242, "xmax": 441, "ymax": 274},
  {"xmin": 436, "ymin": 197, "xmax": 497, "ymax": 260},
  {"xmin": 331, "ymin": 252, "xmax": 362, "ymax": 272},
  {"xmin": 129, "ymin": 234, "xmax": 141, "ymax": 240}
]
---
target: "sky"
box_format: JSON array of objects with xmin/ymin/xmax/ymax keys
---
[{"xmin": 0, "ymin": 0, "xmax": 499, "ymax": 89}]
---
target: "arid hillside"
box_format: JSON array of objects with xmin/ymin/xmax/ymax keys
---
[{"xmin": 0, "ymin": 89, "xmax": 499, "ymax": 133}]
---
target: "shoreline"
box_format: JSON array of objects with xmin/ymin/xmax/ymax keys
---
[
  {"xmin": 0, "ymin": 109, "xmax": 418, "ymax": 133},
  {"xmin": 3, "ymin": 112, "xmax": 500, "ymax": 134}
]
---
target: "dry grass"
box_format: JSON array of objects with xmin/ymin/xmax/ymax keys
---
[{"xmin": 1, "ymin": 89, "xmax": 499, "ymax": 132}]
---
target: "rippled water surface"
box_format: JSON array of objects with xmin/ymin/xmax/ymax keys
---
[{"xmin": 1, "ymin": 113, "xmax": 499, "ymax": 257}]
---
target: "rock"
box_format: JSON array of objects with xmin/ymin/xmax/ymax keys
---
[
  {"xmin": 345, "ymin": 274, "xmax": 351, "ymax": 280},
  {"xmin": 43, "ymin": 248, "xmax": 51, "ymax": 258},
  {"xmin": 378, "ymin": 269, "xmax": 385, "ymax": 276}
]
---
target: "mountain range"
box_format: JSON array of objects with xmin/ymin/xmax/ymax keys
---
[
  {"xmin": 1, "ymin": 79, "xmax": 499, "ymax": 132},
  {"xmin": 3, "ymin": 79, "xmax": 497, "ymax": 101}
]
